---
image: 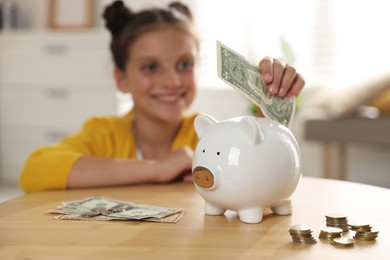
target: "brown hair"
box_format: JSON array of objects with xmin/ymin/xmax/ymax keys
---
[{"xmin": 102, "ymin": 1, "xmax": 198, "ymax": 71}]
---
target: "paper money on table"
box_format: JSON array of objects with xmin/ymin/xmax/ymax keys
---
[
  {"xmin": 48, "ymin": 196, "xmax": 184, "ymax": 223},
  {"xmin": 216, "ymin": 41, "xmax": 296, "ymax": 127}
]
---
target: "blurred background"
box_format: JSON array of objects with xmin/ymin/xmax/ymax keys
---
[{"xmin": 1, "ymin": 0, "xmax": 389, "ymax": 200}]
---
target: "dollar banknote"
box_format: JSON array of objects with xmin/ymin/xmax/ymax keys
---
[
  {"xmin": 216, "ymin": 41, "xmax": 295, "ymax": 127},
  {"xmin": 48, "ymin": 196, "xmax": 184, "ymax": 223}
]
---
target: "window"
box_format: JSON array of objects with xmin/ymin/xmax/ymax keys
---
[
  {"xmin": 193, "ymin": 0, "xmax": 312, "ymax": 88},
  {"xmin": 192, "ymin": 0, "xmax": 390, "ymax": 89},
  {"xmin": 120, "ymin": 0, "xmax": 390, "ymax": 90}
]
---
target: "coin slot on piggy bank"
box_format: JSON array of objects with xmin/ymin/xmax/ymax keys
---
[{"xmin": 192, "ymin": 114, "xmax": 302, "ymax": 224}]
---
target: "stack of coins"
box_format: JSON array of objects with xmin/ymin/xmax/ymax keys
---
[
  {"xmin": 325, "ymin": 213, "xmax": 349, "ymax": 232},
  {"xmin": 288, "ymin": 224, "xmax": 317, "ymax": 244},
  {"xmin": 318, "ymin": 227, "xmax": 343, "ymax": 241},
  {"xmin": 289, "ymin": 217, "xmax": 380, "ymax": 248},
  {"xmin": 348, "ymin": 221, "xmax": 371, "ymax": 232},
  {"xmin": 348, "ymin": 220, "xmax": 379, "ymax": 241},
  {"xmin": 354, "ymin": 229, "xmax": 379, "ymax": 241},
  {"xmin": 331, "ymin": 237, "xmax": 355, "ymax": 248}
]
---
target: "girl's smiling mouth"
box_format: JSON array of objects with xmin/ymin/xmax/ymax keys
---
[{"xmin": 151, "ymin": 92, "xmax": 186, "ymax": 103}]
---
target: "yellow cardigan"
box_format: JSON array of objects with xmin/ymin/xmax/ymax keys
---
[{"xmin": 19, "ymin": 111, "xmax": 199, "ymax": 192}]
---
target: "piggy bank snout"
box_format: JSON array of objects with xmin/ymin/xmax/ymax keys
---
[{"xmin": 193, "ymin": 166, "xmax": 215, "ymax": 189}]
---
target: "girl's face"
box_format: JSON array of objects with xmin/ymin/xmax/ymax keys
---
[{"xmin": 117, "ymin": 27, "xmax": 198, "ymax": 124}]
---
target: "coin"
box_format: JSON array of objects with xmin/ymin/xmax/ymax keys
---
[
  {"xmin": 331, "ymin": 237, "xmax": 355, "ymax": 247},
  {"xmin": 319, "ymin": 227, "xmax": 343, "ymax": 241},
  {"xmin": 348, "ymin": 221, "xmax": 371, "ymax": 231},
  {"xmin": 288, "ymin": 224, "xmax": 317, "ymax": 244},
  {"xmin": 325, "ymin": 213, "xmax": 347, "ymax": 220},
  {"xmin": 354, "ymin": 229, "xmax": 379, "ymax": 241},
  {"xmin": 292, "ymin": 238, "xmax": 317, "ymax": 244},
  {"xmin": 289, "ymin": 224, "xmax": 312, "ymax": 234},
  {"xmin": 321, "ymin": 226, "xmax": 343, "ymax": 234},
  {"xmin": 325, "ymin": 213, "xmax": 349, "ymax": 232}
]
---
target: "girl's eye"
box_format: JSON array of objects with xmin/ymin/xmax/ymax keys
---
[
  {"xmin": 177, "ymin": 60, "xmax": 194, "ymax": 70},
  {"xmin": 141, "ymin": 63, "xmax": 158, "ymax": 72}
]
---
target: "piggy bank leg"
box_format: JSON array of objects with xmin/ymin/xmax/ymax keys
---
[
  {"xmin": 238, "ymin": 208, "xmax": 263, "ymax": 224},
  {"xmin": 205, "ymin": 202, "xmax": 226, "ymax": 215},
  {"xmin": 270, "ymin": 200, "xmax": 292, "ymax": 215}
]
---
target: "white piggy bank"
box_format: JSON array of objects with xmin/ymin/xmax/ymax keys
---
[{"xmin": 192, "ymin": 114, "xmax": 301, "ymax": 224}]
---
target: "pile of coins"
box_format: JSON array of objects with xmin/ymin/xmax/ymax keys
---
[
  {"xmin": 325, "ymin": 213, "xmax": 349, "ymax": 232},
  {"xmin": 289, "ymin": 214, "xmax": 379, "ymax": 248},
  {"xmin": 349, "ymin": 220, "xmax": 379, "ymax": 241},
  {"xmin": 318, "ymin": 227, "xmax": 343, "ymax": 241},
  {"xmin": 288, "ymin": 224, "xmax": 317, "ymax": 244},
  {"xmin": 348, "ymin": 221, "xmax": 371, "ymax": 232},
  {"xmin": 354, "ymin": 229, "xmax": 379, "ymax": 241}
]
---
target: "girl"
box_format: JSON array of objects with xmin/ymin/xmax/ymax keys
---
[{"xmin": 20, "ymin": 1, "xmax": 305, "ymax": 192}]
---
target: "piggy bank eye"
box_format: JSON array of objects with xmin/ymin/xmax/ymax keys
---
[
  {"xmin": 217, "ymin": 152, "xmax": 220, "ymax": 155},
  {"xmin": 202, "ymin": 149, "xmax": 205, "ymax": 153}
]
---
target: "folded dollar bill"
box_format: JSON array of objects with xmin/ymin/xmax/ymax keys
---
[
  {"xmin": 216, "ymin": 41, "xmax": 296, "ymax": 127},
  {"xmin": 48, "ymin": 196, "xmax": 184, "ymax": 223}
]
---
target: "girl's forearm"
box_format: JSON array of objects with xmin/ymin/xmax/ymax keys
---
[{"xmin": 67, "ymin": 156, "xmax": 157, "ymax": 189}]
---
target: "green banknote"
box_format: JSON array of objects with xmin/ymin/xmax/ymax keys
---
[
  {"xmin": 216, "ymin": 41, "xmax": 295, "ymax": 127},
  {"xmin": 48, "ymin": 196, "xmax": 184, "ymax": 223}
]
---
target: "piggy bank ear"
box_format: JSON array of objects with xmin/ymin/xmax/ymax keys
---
[
  {"xmin": 194, "ymin": 114, "xmax": 218, "ymax": 138},
  {"xmin": 240, "ymin": 117, "xmax": 264, "ymax": 144}
]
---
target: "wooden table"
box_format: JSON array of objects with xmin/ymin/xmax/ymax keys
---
[{"xmin": 1, "ymin": 177, "xmax": 389, "ymax": 259}]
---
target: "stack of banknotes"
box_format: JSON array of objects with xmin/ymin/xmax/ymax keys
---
[
  {"xmin": 48, "ymin": 196, "xmax": 184, "ymax": 223},
  {"xmin": 217, "ymin": 41, "xmax": 295, "ymax": 127}
]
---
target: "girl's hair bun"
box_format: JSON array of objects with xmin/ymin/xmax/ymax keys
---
[
  {"xmin": 102, "ymin": 0, "xmax": 132, "ymax": 36},
  {"xmin": 168, "ymin": 2, "xmax": 193, "ymax": 20},
  {"xmin": 103, "ymin": 1, "xmax": 197, "ymax": 70}
]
